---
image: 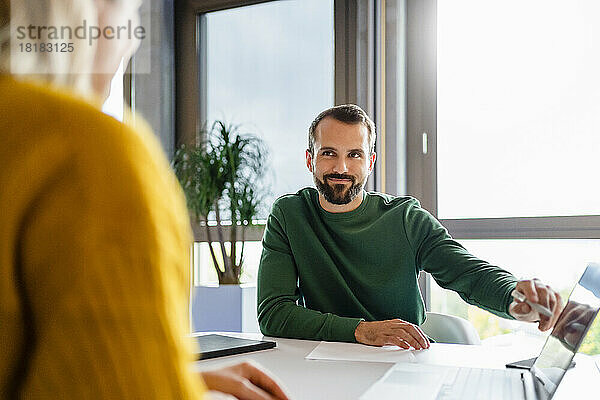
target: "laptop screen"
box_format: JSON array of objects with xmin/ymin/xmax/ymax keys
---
[{"xmin": 531, "ymin": 262, "xmax": 600, "ymax": 397}]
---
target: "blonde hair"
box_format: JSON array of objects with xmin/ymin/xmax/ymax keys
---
[{"xmin": 0, "ymin": 0, "xmax": 99, "ymax": 95}]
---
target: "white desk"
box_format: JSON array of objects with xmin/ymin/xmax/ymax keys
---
[{"xmin": 192, "ymin": 332, "xmax": 598, "ymax": 399}]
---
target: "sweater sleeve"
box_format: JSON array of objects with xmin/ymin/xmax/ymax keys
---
[
  {"xmin": 257, "ymin": 203, "xmax": 362, "ymax": 342},
  {"xmin": 403, "ymin": 199, "xmax": 517, "ymax": 319}
]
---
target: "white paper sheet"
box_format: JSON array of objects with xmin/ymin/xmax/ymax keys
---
[
  {"xmin": 305, "ymin": 341, "xmax": 416, "ymax": 363},
  {"xmin": 306, "ymin": 342, "xmax": 517, "ymax": 369}
]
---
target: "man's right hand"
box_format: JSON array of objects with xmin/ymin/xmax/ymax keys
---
[{"xmin": 354, "ymin": 319, "xmax": 430, "ymax": 350}]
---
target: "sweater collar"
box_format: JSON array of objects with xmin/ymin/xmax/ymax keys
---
[{"xmin": 312, "ymin": 189, "xmax": 371, "ymax": 220}]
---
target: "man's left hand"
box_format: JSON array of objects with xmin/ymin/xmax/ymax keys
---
[{"xmin": 509, "ymin": 279, "xmax": 563, "ymax": 331}]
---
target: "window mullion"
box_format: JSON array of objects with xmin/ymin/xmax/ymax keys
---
[{"xmin": 406, "ymin": 0, "xmax": 437, "ymax": 216}]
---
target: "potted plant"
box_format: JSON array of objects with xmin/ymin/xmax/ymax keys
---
[{"xmin": 173, "ymin": 121, "xmax": 269, "ymax": 331}]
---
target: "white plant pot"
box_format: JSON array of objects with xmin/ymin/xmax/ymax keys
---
[{"xmin": 191, "ymin": 284, "xmax": 259, "ymax": 333}]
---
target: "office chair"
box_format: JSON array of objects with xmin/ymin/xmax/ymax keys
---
[{"xmin": 420, "ymin": 312, "xmax": 481, "ymax": 345}]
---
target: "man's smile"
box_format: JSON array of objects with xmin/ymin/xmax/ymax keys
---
[
  {"xmin": 323, "ymin": 173, "xmax": 356, "ymax": 185},
  {"xmin": 327, "ymin": 177, "xmax": 352, "ymax": 183}
]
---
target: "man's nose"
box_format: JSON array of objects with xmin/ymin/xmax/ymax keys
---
[{"xmin": 332, "ymin": 157, "xmax": 348, "ymax": 174}]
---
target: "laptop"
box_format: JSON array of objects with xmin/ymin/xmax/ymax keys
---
[
  {"xmin": 193, "ymin": 334, "xmax": 276, "ymax": 360},
  {"xmin": 361, "ymin": 262, "xmax": 600, "ymax": 400}
]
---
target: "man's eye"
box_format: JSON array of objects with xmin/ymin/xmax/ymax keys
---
[
  {"xmin": 349, "ymin": 152, "xmax": 362, "ymax": 158},
  {"xmin": 322, "ymin": 151, "xmax": 334, "ymax": 156}
]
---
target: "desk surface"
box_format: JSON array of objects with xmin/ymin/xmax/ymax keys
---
[{"xmin": 192, "ymin": 332, "xmax": 597, "ymax": 400}]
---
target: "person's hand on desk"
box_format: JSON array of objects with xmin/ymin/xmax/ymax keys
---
[
  {"xmin": 200, "ymin": 361, "xmax": 290, "ymax": 400},
  {"xmin": 509, "ymin": 279, "xmax": 563, "ymax": 332},
  {"xmin": 354, "ymin": 319, "xmax": 431, "ymax": 350}
]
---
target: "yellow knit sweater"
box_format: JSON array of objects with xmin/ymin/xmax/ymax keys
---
[{"xmin": 0, "ymin": 76, "xmax": 206, "ymax": 398}]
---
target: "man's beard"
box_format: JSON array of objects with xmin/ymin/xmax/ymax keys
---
[{"xmin": 314, "ymin": 173, "xmax": 365, "ymax": 205}]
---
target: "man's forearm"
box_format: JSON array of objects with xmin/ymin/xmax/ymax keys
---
[{"xmin": 258, "ymin": 298, "xmax": 362, "ymax": 342}]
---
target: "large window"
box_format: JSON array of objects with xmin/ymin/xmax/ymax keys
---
[
  {"xmin": 203, "ymin": 0, "xmax": 334, "ymax": 209},
  {"xmin": 437, "ymin": 0, "xmax": 600, "ymax": 219},
  {"xmin": 408, "ymin": 0, "xmax": 600, "ymax": 353},
  {"xmin": 193, "ymin": 0, "xmax": 334, "ymax": 284}
]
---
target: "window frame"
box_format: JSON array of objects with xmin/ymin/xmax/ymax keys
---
[
  {"xmin": 174, "ymin": 0, "xmax": 387, "ymax": 242},
  {"xmin": 175, "ymin": 0, "xmax": 273, "ymax": 241},
  {"xmin": 405, "ymin": 0, "xmax": 600, "ymax": 307}
]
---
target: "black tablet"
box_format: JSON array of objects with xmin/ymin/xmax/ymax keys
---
[{"xmin": 194, "ymin": 334, "xmax": 276, "ymax": 360}]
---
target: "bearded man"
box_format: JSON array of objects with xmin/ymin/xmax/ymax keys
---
[{"xmin": 257, "ymin": 104, "xmax": 562, "ymax": 348}]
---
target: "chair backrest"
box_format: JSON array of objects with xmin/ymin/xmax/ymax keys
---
[{"xmin": 420, "ymin": 312, "xmax": 481, "ymax": 345}]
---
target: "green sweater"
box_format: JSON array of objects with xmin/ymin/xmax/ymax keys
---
[{"xmin": 257, "ymin": 188, "xmax": 517, "ymax": 343}]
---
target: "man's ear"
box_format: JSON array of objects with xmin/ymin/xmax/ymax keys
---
[
  {"xmin": 306, "ymin": 149, "xmax": 314, "ymax": 173},
  {"xmin": 368, "ymin": 152, "xmax": 377, "ymax": 173}
]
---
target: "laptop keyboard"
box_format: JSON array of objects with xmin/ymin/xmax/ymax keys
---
[{"xmin": 435, "ymin": 367, "xmax": 526, "ymax": 400}]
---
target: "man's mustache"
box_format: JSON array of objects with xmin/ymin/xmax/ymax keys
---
[{"xmin": 323, "ymin": 173, "xmax": 356, "ymax": 183}]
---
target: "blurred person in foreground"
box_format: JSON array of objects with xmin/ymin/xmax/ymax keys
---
[{"xmin": 0, "ymin": 1, "xmax": 289, "ymax": 399}]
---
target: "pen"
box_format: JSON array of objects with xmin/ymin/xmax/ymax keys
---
[{"xmin": 511, "ymin": 290, "xmax": 553, "ymax": 318}]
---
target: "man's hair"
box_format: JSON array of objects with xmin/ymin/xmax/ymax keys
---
[{"xmin": 308, "ymin": 104, "xmax": 376, "ymax": 155}]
